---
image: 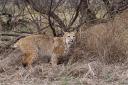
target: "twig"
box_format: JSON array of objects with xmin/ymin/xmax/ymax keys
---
[
  {"xmin": 88, "ymin": 63, "xmax": 95, "ymax": 76},
  {"xmin": 84, "ymin": 63, "xmax": 95, "ymax": 77}
]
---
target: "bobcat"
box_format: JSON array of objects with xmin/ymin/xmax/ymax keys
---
[{"xmin": 14, "ymin": 32, "xmax": 76, "ymax": 67}]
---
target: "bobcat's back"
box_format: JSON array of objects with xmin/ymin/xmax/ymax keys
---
[{"xmin": 14, "ymin": 34, "xmax": 54, "ymax": 55}]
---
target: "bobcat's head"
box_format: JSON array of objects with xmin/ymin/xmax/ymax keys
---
[{"xmin": 63, "ymin": 32, "xmax": 76, "ymax": 48}]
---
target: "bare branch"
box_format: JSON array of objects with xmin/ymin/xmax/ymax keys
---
[
  {"xmin": 23, "ymin": 1, "xmax": 41, "ymax": 34},
  {"xmin": 53, "ymin": 0, "xmax": 64, "ymax": 11},
  {"xmin": 48, "ymin": 0, "xmax": 56, "ymax": 36},
  {"xmin": 1, "ymin": 0, "xmax": 8, "ymax": 12},
  {"xmin": 67, "ymin": 0, "xmax": 83, "ymax": 29},
  {"xmin": 24, "ymin": 0, "xmax": 67, "ymax": 32}
]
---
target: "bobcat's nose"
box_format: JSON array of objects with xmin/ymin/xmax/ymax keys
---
[{"xmin": 71, "ymin": 40, "xmax": 74, "ymax": 42}]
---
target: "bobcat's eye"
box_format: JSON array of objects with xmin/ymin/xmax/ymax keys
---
[
  {"xmin": 73, "ymin": 36, "xmax": 75, "ymax": 37},
  {"xmin": 68, "ymin": 36, "xmax": 70, "ymax": 37}
]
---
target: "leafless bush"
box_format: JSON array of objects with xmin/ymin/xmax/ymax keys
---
[{"xmin": 76, "ymin": 10, "xmax": 128, "ymax": 64}]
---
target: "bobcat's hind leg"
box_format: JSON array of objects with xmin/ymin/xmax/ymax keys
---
[{"xmin": 22, "ymin": 52, "xmax": 37, "ymax": 68}]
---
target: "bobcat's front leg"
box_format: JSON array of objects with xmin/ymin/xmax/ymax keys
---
[{"xmin": 51, "ymin": 54, "xmax": 58, "ymax": 67}]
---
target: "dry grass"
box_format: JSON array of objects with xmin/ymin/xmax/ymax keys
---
[
  {"xmin": 82, "ymin": 23, "xmax": 127, "ymax": 64},
  {"xmin": 1, "ymin": 10, "xmax": 128, "ymax": 85},
  {"xmin": 77, "ymin": 9, "xmax": 128, "ymax": 65}
]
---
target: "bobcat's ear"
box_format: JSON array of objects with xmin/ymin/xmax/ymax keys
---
[
  {"xmin": 64, "ymin": 32, "xmax": 69, "ymax": 34},
  {"xmin": 63, "ymin": 32, "xmax": 68, "ymax": 36}
]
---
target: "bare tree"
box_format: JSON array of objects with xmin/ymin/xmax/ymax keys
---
[{"xmin": 24, "ymin": 0, "xmax": 83, "ymax": 36}]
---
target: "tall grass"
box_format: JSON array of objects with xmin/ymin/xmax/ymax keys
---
[{"xmin": 78, "ymin": 11, "xmax": 128, "ymax": 64}]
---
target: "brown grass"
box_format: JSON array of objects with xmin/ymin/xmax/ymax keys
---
[{"xmin": 77, "ymin": 9, "xmax": 128, "ymax": 65}]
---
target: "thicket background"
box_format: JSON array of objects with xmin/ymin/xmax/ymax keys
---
[{"xmin": 0, "ymin": 0, "xmax": 128, "ymax": 85}]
